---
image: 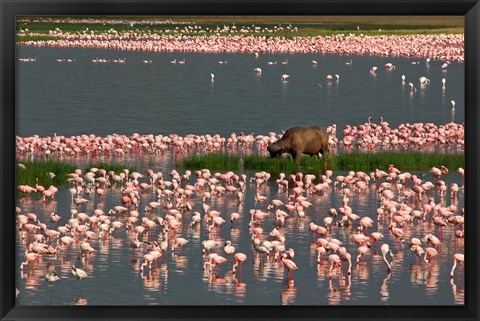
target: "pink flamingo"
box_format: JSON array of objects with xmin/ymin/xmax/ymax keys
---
[
  {"xmin": 316, "ymin": 246, "xmax": 326, "ymax": 263},
  {"xmin": 423, "ymin": 247, "xmax": 438, "ymax": 263},
  {"xmin": 309, "ymin": 222, "xmax": 319, "ymax": 240},
  {"xmin": 328, "ymin": 254, "xmax": 342, "ymax": 278},
  {"xmin": 204, "ymin": 253, "xmax": 227, "ymax": 274},
  {"xmin": 338, "ymin": 247, "xmax": 352, "ymax": 275},
  {"xmin": 281, "ymin": 253, "xmax": 298, "ymax": 281},
  {"xmin": 356, "ymin": 245, "xmax": 369, "ymax": 264},
  {"xmin": 19, "ymin": 251, "xmax": 39, "ymax": 270},
  {"xmin": 171, "ymin": 237, "xmax": 189, "ymax": 255},
  {"xmin": 232, "ymin": 252, "xmax": 247, "ymax": 275},
  {"xmin": 224, "ymin": 240, "xmax": 236, "ymax": 261},
  {"xmin": 381, "ymin": 243, "xmax": 392, "ymax": 273},
  {"xmin": 230, "ymin": 212, "xmax": 241, "ymax": 226},
  {"xmin": 267, "ymin": 199, "xmax": 284, "ymax": 211},
  {"xmin": 457, "ymin": 167, "xmax": 464, "ymax": 186},
  {"xmin": 410, "ymin": 245, "xmax": 424, "ymax": 265},
  {"xmin": 450, "ymin": 253, "xmax": 464, "ymax": 278},
  {"xmin": 208, "ymin": 216, "xmax": 226, "ymax": 231},
  {"xmin": 450, "ymin": 183, "xmax": 460, "ymax": 203}
]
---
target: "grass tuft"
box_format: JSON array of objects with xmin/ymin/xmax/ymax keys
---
[
  {"xmin": 16, "ymin": 159, "xmax": 136, "ymax": 189},
  {"xmin": 16, "ymin": 159, "xmax": 77, "ymax": 187}
]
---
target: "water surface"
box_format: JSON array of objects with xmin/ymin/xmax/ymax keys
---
[{"xmin": 15, "ymin": 46, "xmax": 464, "ymax": 305}]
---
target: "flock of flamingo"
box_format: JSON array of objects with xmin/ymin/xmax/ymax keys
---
[
  {"xmin": 18, "ymin": 29, "xmax": 463, "ymax": 63},
  {"xmin": 16, "ymin": 117, "xmax": 464, "ymax": 304},
  {"xmin": 15, "ymin": 118, "xmax": 463, "ymax": 159},
  {"xmin": 15, "ymin": 20, "xmax": 464, "ymax": 304}
]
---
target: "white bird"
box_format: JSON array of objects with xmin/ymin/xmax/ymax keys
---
[
  {"xmin": 312, "ymin": 60, "xmax": 318, "ymax": 66},
  {"xmin": 408, "ymin": 82, "xmax": 417, "ymax": 92},
  {"xmin": 325, "ymin": 74, "xmax": 333, "ymax": 81},
  {"xmin": 254, "ymin": 68, "xmax": 262, "ymax": 74},
  {"xmin": 426, "ymin": 58, "xmax": 431, "ymax": 65},
  {"xmin": 441, "ymin": 78, "xmax": 446, "ymax": 89},
  {"xmin": 450, "ymin": 100, "xmax": 456, "ymax": 110},
  {"xmin": 401, "ymin": 75, "xmax": 406, "ymax": 84},
  {"xmin": 45, "ymin": 271, "xmax": 60, "ymax": 283},
  {"xmin": 419, "ymin": 76, "xmax": 430, "ymax": 86},
  {"xmin": 441, "ymin": 62, "xmax": 449, "ymax": 69},
  {"xmin": 71, "ymin": 265, "xmax": 88, "ymax": 280},
  {"xmin": 210, "ymin": 73, "xmax": 215, "ymax": 81},
  {"xmin": 384, "ymin": 63, "xmax": 395, "ymax": 70},
  {"xmin": 71, "ymin": 265, "xmax": 88, "ymax": 290},
  {"xmin": 370, "ymin": 67, "xmax": 377, "ymax": 75},
  {"xmin": 281, "ymin": 74, "xmax": 290, "ymax": 82},
  {"xmin": 335, "ymin": 74, "xmax": 340, "ymax": 81}
]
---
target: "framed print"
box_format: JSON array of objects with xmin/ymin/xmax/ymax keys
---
[{"xmin": 1, "ymin": 0, "xmax": 479, "ymax": 320}]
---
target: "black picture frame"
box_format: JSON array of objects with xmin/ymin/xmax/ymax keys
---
[{"xmin": 1, "ymin": 1, "xmax": 479, "ymax": 320}]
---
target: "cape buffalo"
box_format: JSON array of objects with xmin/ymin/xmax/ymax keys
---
[{"xmin": 267, "ymin": 126, "xmax": 330, "ymax": 170}]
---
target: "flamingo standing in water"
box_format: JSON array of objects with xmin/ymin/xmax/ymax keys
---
[
  {"xmin": 71, "ymin": 265, "xmax": 88, "ymax": 291},
  {"xmin": 450, "ymin": 253, "xmax": 464, "ymax": 278},
  {"xmin": 410, "ymin": 245, "xmax": 424, "ymax": 265},
  {"xmin": 381, "ymin": 243, "xmax": 392, "ymax": 273},
  {"xmin": 457, "ymin": 167, "xmax": 464, "ymax": 186},
  {"xmin": 328, "ymin": 254, "xmax": 342, "ymax": 278},
  {"xmin": 232, "ymin": 252, "xmax": 247, "ymax": 275},
  {"xmin": 281, "ymin": 253, "xmax": 298, "ymax": 281},
  {"xmin": 45, "ymin": 264, "xmax": 60, "ymax": 283},
  {"xmin": 171, "ymin": 237, "xmax": 189, "ymax": 255},
  {"xmin": 45, "ymin": 264, "xmax": 61, "ymax": 298},
  {"xmin": 423, "ymin": 247, "xmax": 439, "ymax": 264},
  {"xmin": 224, "ymin": 240, "xmax": 236, "ymax": 262},
  {"xmin": 19, "ymin": 251, "xmax": 39, "ymax": 270}
]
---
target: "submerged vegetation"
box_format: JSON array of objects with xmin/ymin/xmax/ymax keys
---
[
  {"xmin": 176, "ymin": 152, "xmax": 464, "ymax": 173},
  {"xmin": 16, "ymin": 159, "xmax": 136, "ymax": 187}
]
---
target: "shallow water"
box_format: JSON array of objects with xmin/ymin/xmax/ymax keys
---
[
  {"xmin": 15, "ymin": 163, "xmax": 465, "ymax": 305},
  {"xmin": 15, "ymin": 46, "xmax": 464, "ymax": 305},
  {"xmin": 17, "ymin": 46, "xmax": 464, "ymax": 137}
]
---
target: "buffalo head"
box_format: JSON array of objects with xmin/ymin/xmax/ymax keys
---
[{"xmin": 267, "ymin": 142, "xmax": 285, "ymax": 158}]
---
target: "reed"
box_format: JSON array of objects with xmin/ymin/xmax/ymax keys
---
[
  {"xmin": 176, "ymin": 151, "xmax": 464, "ymax": 173},
  {"xmin": 16, "ymin": 159, "xmax": 77, "ymax": 187},
  {"xmin": 16, "ymin": 159, "xmax": 136, "ymax": 187}
]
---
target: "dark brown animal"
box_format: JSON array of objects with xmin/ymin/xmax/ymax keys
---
[{"xmin": 267, "ymin": 126, "xmax": 330, "ymax": 169}]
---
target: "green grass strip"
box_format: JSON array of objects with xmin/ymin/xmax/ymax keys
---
[
  {"xmin": 16, "ymin": 159, "xmax": 136, "ymax": 188},
  {"xmin": 176, "ymin": 152, "xmax": 464, "ymax": 173}
]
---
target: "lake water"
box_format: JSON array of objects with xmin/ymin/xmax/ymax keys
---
[
  {"xmin": 16, "ymin": 46, "xmax": 464, "ymax": 137},
  {"xmin": 15, "ymin": 46, "xmax": 464, "ymax": 306}
]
